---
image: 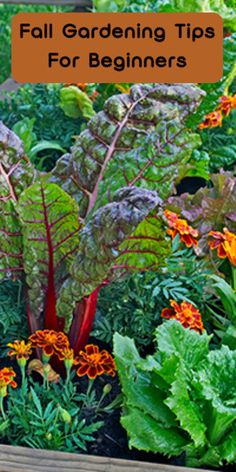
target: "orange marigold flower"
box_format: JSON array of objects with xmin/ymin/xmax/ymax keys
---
[
  {"xmin": 7, "ymin": 340, "xmax": 32, "ymax": 360},
  {"xmin": 29, "ymin": 330, "xmax": 69, "ymax": 358},
  {"xmin": 0, "ymin": 368, "xmax": 17, "ymax": 395},
  {"xmin": 161, "ymin": 300, "xmax": 204, "ymax": 334},
  {"xmin": 164, "ymin": 209, "xmax": 198, "ymax": 248},
  {"xmin": 219, "ymin": 95, "xmax": 236, "ymax": 116},
  {"xmin": 208, "ymin": 228, "xmax": 236, "ymax": 266},
  {"xmin": 76, "ymin": 345, "xmax": 116, "ymax": 379},
  {"xmin": 198, "ymin": 111, "xmax": 223, "ymax": 130}
]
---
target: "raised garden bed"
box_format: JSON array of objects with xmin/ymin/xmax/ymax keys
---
[{"xmin": 0, "ymin": 445, "xmax": 218, "ymax": 472}]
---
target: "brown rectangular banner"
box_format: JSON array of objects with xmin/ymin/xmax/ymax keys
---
[{"xmin": 12, "ymin": 12, "xmax": 223, "ymax": 83}]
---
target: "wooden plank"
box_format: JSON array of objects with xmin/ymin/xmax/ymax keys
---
[
  {"xmin": 0, "ymin": 445, "xmax": 220, "ymax": 472},
  {"xmin": 0, "ymin": 78, "xmax": 21, "ymax": 101},
  {"xmin": 0, "ymin": 0, "xmax": 91, "ymax": 5}
]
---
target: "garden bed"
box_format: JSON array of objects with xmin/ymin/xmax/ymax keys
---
[{"xmin": 0, "ymin": 444, "xmax": 218, "ymax": 472}]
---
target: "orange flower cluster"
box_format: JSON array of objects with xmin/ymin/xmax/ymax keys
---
[
  {"xmin": 199, "ymin": 95, "xmax": 236, "ymax": 130},
  {"xmin": 164, "ymin": 210, "xmax": 198, "ymax": 248},
  {"xmin": 161, "ymin": 300, "xmax": 204, "ymax": 334},
  {"xmin": 8, "ymin": 340, "xmax": 32, "ymax": 361},
  {"xmin": 29, "ymin": 330, "xmax": 69, "ymax": 359},
  {"xmin": 6, "ymin": 330, "xmax": 116, "ymax": 382},
  {"xmin": 208, "ymin": 228, "xmax": 236, "ymax": 266},
  {"xmin": 0, "ymin": 368, "xmax": 17, "ymax": 396},
  {"xmin": 76, "ymin": 344, "xmax": 116, "ymax": 380}
]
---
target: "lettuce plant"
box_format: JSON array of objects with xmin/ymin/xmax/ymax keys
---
[
  {"xmin": 0, "ymin": 83, "xmax": 204, "ymax": 352},
  {"xmin": 114, "ymin": 320, "xmax": 236, "ymax": 468}
]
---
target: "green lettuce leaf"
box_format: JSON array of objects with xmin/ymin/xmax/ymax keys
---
[
  {"xmin": 155, "ymin": 320, "xmax": 211, "ymax": 368},
  {"xmin": 121, "ymin": 407, "xmax": 188, "ymax": 456},
  {"xmin": 195, "ymin": 346, "xmax": 236, "ymax": 445},
  {"xmin": 165, "ymin": 366, "xmax": 206, "ymax": 447}
]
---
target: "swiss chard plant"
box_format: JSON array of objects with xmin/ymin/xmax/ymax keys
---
[
  {"xmin": 114, "ymin": 320, "xmax": 236, "ymax": 468},
  {"xmin": 0, "ymin": 83, "xmax": 204, "ymax": 352}
]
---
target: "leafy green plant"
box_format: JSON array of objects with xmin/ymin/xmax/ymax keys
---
[
  {"xmin": 0, "ymin": 5, "xmax": 72, "ymax": 84},
  {"xmin": 0, "ymin": 83, "xmax": 204, "ymax": 352},
  {"xmin": 0, "ymin": 84, "xmax": 83, "ymax": 171},
  {"xmin": 200, "ymin": 109, "xmax": 236, "ymax": 172},
  {"xmin": 207, "ymin": 274, "xmax": 236, "ymax": 349},
  {"xmin": 0, "ymin": 281, "xmax": 28, "ymax": 357},
  {"xmin": 93, "ymin": 237, "xmax": 213, "ymax": 347},
  {"xmin": 12, "ymin": 118, "xmax": 66, "ymax": 170},
  {"xmin": 114, "ymin": 320, "xmax": 236, "ymax": 468},
  {"xmin": 60, "ymin": 86, "xmax": 95, "ymax": 120}
]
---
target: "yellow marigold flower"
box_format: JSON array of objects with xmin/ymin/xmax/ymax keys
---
[
  {"xmin": 161, "ymin": 300, "xmax": 204, "ymax": 334},
  {"xmin": 7, "ymin": 340, "xmax": 32, "ymax": 360},
  {"xmin": 77, "ymin": 344, "xmax": 116, "ymax": 379},
  {"xmin": 57, "ymin": 347, "xmax": 79, "ymax": 371},
  {"xmin": 164, "ymin": 209, "xmax": 198, "ymax": 248},
  {"xmin": 208, "ymin": 228, "xmax": 236, "ymax": 266}
]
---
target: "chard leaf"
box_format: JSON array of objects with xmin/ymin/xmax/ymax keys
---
[
  {"xmin": 0, "ymin": 122, "xmax": 36, "ymax": 281},
  {"xmin": 18, "ymin": 181, "xmax": 80, "ymax": 319},
  {"xmin": 0, "ymin": 121, "xmax": 36, "ymax": 200},
  {"xmin": 0, "ymin": 200, "xmax": 23, "ymax": 281},
  {"xmin": 57, "ymin": 187, "xmax": 161, "ymax": 327},
  {"xmin": 95, "ymin": 121, "xmax": 201, "ymax": 205},
  {"xmin": 115, "ymin": 210, "xmax": 171, "ymax": 271},
  {"xmin": 195, "ymin": 346, "xmax": 236, "ymax": 445},
  {"xmin": 121, "ymin": 407, "xmax": 188, "ymax": 456},
  {"xmin": 51, "ymin": 83, "xmax": 204, "ymax": 217},
  {"xmin": 165, "ymin": 366, "xmax": 206, "ymax": 447},
  {"xmin": 155, "ymin": 320, "xmax": 211, "ymax": 368}
]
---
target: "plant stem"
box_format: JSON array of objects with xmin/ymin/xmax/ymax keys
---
[
  {"xmin": 231, "ymin": 265, "xmax": 236, "ymax": 291},
  {"xmin": 0, "ymin": 396, "xmax": 6, "ymax": 420},
  {"xmin": 20, "ymin": 366, "xmax": 26, "ymax": 386}
]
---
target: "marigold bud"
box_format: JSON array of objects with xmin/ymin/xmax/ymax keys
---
[
  {"xmin": 59, "ymin": 406, "xmax": 71, "ymax": 424},
  {"xmin": 103, "ymin": 384, "xmax": 112, "ymax": 395}
]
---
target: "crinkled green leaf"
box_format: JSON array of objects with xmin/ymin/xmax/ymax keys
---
[
  {"xmin": 57, "ymin": 187, "xmax": 161, "ymax": 327},
  {"xmin": 96, "ymin": 122, "xmax": 201, "ymax": 207},
  {"xmin": 116, "ymin": 210, "xmax": 171, "ymax": 271},
  {"xmin": 0, "ymin": 200, "xmax": 23, "ymax": 281},
  {"xmin": 0, "ymin": 122, "xmax": 37, "ymax": 281},
  {"xmin": 0, "ymin": 121, "xmax": 36, "ymax": 200},
  {"xmin": 18, "ymin": 181, "xmax": 80, "ymax": 318},
  {"xmin": 51, "ymin": 83, "xmax": 204, "ymax": 218},
  {"xmin": 195, "ymin": 346, "xmax": 236, "ymax": 445},
  {"xmin": 60, "ymin": 86, "xmax": 95, "ymax": 120},
  {"xmin": 155, "ymin": 320, "xmax": 211, "ymax": 368},
  {"xmin": 220, "ymin": 429, "xmax": 236, "ymax": 464},
  {"xmin": 165, "ymin": 366, "xmax": 206, "ymax": 447},
  {"xmin": 121, "ymin": 408, "xmax": 188, "ymax": 456},
  {"xmin": 113, "ymin": 333, "xmax": 176, "ymax": 427}
]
